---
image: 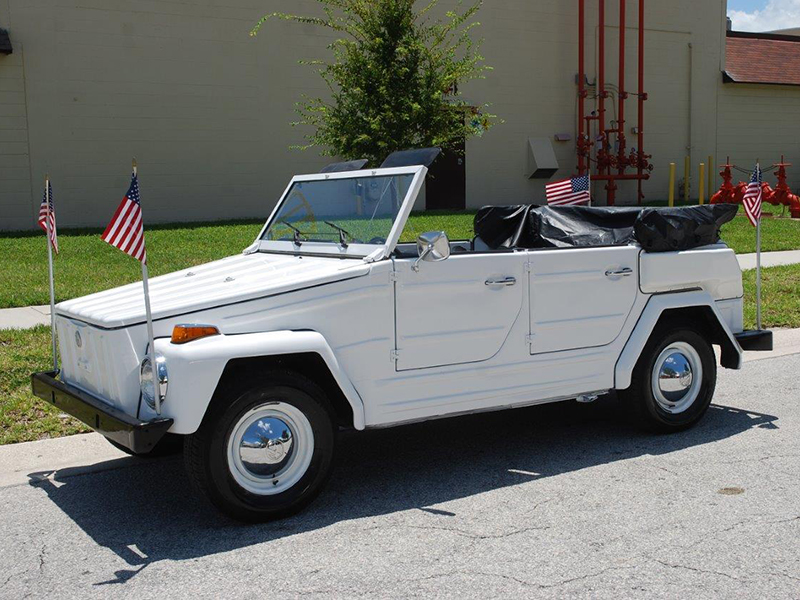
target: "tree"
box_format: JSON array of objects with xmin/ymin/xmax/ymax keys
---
[{"xmin": 252, "ymin": 0, "xmax": 497, "ymax": 166}]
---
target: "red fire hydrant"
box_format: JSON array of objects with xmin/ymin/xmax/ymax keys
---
[
  {"xmin": 771, "ymin": 156, "xmax": 800, "ymax": 218},
  {"xmin": 711, "ymin": 159, "xmax": 737, "ymax": 205}
]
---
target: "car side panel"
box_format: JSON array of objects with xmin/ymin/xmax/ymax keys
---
[
  {"xmin": 614, "ymin": 290, "xmax": 743, "ymax": 390},
  {"xmin": 147, "ymin": 330, "xmax": 367, "ymax": 434}
]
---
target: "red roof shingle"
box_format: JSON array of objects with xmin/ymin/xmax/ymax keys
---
[{"xmin": 725, "ymin": 31, "xmax": 800, "ymax": 86}]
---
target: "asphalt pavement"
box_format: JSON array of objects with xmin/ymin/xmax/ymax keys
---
[{"xmin": 0, "ymin": 352, "xmax": 798, "ymax": 599}]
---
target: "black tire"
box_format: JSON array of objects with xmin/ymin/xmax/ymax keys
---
[
  {"xmin": 618, "ymin": 326, "xmax": 717, "ymax": 433},
  {"xmin": 184, "ymin": 370, "xmax": 337, "ymax": 522},
  {"xmin": 106, "ymin": 433, "xmax": 184, "ymax": 458}
]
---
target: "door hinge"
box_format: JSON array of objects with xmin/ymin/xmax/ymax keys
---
[
  {"xmin": 390, "ymin": 349, "xmax": 400, "ymax": 362},
  {"xmin": 389, "ymin": 271, "xmax": 398, "ymax": 282},
  {"xmin": 525, "ymin": 334, "xmax": 535, "ymax": 345},
  {"xmin": 524, "ymin": 262, "xmax": 533, "ymax": 273}
]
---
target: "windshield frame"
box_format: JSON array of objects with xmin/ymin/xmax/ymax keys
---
[{"xmin": 254, "ymin": 165, "xmax": 427, "ymax": 260}]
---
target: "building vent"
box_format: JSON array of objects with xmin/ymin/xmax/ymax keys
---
[
  {"xmin": 0, "ymin": 29, "xmax": 11, "ymax": 55},
  {"xmin": 526, "ymin": 137, "xmax": 559, "ymax": 179}
]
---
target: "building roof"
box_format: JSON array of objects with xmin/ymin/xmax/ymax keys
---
[{"xmin": 725, "ymin": 31, "xmax": 800, "ymax": 86}]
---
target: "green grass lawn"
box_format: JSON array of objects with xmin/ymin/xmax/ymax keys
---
[
  {"xmin": 0, "ymin": 326, "xmax": 90, "ymax": 445},
  {"xmin": 2, "ymin": 261, "xmax": 798, "ymax": 444},
  {"xmin": 0, "ymin": 205, "xmax": 797, "ymax": 309}
]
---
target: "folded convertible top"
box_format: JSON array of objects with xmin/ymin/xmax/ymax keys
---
[{"xmin": 473, "ymin": 204, "xmax": 739, "ymax": 253}]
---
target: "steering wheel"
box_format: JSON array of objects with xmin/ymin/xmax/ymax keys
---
[{"xmin": 368, "ymin": 237, "xmax": 386, "ymax": 245}]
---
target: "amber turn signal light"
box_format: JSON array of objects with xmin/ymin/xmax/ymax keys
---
[{"xmin": 171, "ymin": 324, "xmax": 220, "ymax": 345}]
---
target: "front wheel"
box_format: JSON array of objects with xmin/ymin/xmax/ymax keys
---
[
  {"xmin": 184, "ymin": 371, "xmax": 336, "ymax": 522},
  {"xmin": 618, "ymin": 327, "xmax": 717, "ymax": 432}
]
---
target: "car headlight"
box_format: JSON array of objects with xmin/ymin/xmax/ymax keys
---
[{"xmin": 140, "ymin": 353, "xmax": 168, "ymax": 410}]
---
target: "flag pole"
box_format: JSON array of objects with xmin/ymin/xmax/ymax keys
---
[
  {"xmin": 44, "ymin": 174, "xmax": 58, "ymax": 374},
  {"xmin": 135, "ymin": 158, "xmax": 160, "ymax": 414},
  {"xmin": 756, "ymin": 162, "xmax": 763, "ymax": 331}
]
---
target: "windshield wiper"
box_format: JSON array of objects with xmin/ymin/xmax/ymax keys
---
[
  {"xmin": 324, "ymin": 221, "xmax": 354, "ymax": 248},
  {"xmin": 281, "ymin": 221, "xmax": 307, "ymax": 246}
]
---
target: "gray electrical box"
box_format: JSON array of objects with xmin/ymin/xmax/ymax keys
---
[{"xmin": 527, "ymin": 137, "xmax": 559, "ymax": 179}]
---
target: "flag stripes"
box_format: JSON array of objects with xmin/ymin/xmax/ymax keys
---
[
  {"xmin": 37, "ymin": 181, "xmax": 58, "ymax": 253},
  {"xmin": 546, "ymin": 175, "xmax": 591, "ymax": 206},
  {"xmin": 743, "ymin": 164, "xmax": 763, "ymax": 228},
  {"xmin": 101, "ymin": 172, "xmax": 147, "ymax": 263}
]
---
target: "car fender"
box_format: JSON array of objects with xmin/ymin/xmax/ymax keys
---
[
  {"xmin": 615, "ymin": 290, "xmax": 742, "ymax": 390},
  {"xmin": 146, "ymin": 330, "xmax": 366, "ymax": 434}
]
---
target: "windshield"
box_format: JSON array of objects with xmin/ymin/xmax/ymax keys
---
[{"xmin": 262, "ymin": 173, "xmax": 415, "ymax": 252}]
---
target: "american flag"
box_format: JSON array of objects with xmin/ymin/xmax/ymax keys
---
[
  {"xmin": 101, "ymin": 172, "xmax": 147, "ymax": 263},
  {"xmin": 546, "ymin": 174, "xmax": 591, "ymax": 206},
  {"xmin": 37, "ymin": 180, "xmax": 58, "ymax": 254},
  {"xmin": 742, "ymin": 164, "xmax": 762, "ymax": 228}
]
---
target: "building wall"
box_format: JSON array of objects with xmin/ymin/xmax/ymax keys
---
[
  {"xmin": 716, "ymin": 83, "xmax": 800, "ymax": 190},
  {"xmin": 0, "ymin": 0, "xmax": 34, "ymax": 231},
  {"xmin": 0, "ymin": 0, "xmax": 783, "ymax": 232},
  {"xmin": 0, "ymin": 0, "xmax": 334, "ymax": 230},
  {"xmin": 464, "ymin": 0, "xmax": 727, "ymax": 207}
]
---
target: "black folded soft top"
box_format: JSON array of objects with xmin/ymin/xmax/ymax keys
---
[{"xmin": 473, "ymin": 204, "xmax": 739, "ymax": 253}]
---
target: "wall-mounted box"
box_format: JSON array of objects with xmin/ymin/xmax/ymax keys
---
[{"xmin": 527, "ymin": 137, "xmax": 559, "ymax": 179}]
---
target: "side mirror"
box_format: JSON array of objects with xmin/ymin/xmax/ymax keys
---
[{"xmin": 413, "ymin": 231, "xmax": 450, "ymax": 272}]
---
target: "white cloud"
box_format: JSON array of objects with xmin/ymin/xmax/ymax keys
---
[{"xmin": 729, "ymin": 0, "xmax": 800, "ymax": 32}]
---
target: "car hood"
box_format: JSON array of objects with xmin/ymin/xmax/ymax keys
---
[{"xmin": 56, "ymin": 253, "xmax": 370, "ymax": 329}]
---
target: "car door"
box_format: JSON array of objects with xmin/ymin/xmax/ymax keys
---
[
  {"xmin": 393, "ymin": 252, "xmax": 526, "ymax": 371},
  {"xmin": 528, "ymin": 246, "xmax": 639, "ymax": 354}
]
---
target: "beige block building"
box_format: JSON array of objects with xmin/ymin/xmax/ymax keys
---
[{"xmin": 1, "ymin": 0, "xmax": 799, "ymax": 231}]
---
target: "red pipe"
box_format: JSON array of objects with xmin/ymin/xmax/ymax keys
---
[
  {"xmin": 591, "ymin": 173, "xmax": 651, "ymax": 181},
  {"xmin": 578, "ymin": 0, "xmax": 586, "ymax": 175},
  {"xmin": 637, "ymin": 0, "xmax": 645, "ymax": 203},
  {"xmin": 617, "ymin": 0, "xmax": 627, "ymax": 174},
  {"xmin": 598, "ymin": 0, "xmax": 606, "ymax": 174}
]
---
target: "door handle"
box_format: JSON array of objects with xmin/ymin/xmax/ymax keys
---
[
  {"xmin": 605, "ymin": 267, "xmax": 633, "ymax": 278},
  {"xmin": 485, "ymin": 276, "xmax": 516, "ymax": 286}
]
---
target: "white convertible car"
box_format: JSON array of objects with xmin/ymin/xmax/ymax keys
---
[{"xmin": 33, "ymin": 151, "xmax": 772, "ymax": 521}]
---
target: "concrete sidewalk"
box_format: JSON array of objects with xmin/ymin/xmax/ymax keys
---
[
  {"xmin": 737, "ymin": 249, "xmax": 800, "ymax": 271},
  {"xmin": 0, "ymin": 304, "xmax": 51, "ymax": 329},
  {"xmin": 0, "ymin": 250, "xmax": 799, "ymax": 330}
]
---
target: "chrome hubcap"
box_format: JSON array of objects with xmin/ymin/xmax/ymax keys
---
[
  {"xmin": 651, "ymin": 342, "xmax": 702, "ymax": 414},
  {"xmin": 227, "ymin": 402, "xmax": 314, "ymax": 495}
]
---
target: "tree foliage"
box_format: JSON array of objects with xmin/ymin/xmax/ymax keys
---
[{"xmin": 252, "ymin": 0, "xmax": 496, "ymax": 166}]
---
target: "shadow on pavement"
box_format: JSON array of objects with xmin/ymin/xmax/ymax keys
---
[{"xmin": 27, "ymin": 397, "xmax": 778, "ymax": 585}]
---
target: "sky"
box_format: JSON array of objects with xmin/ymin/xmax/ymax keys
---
[{"xmin": 728, "ymin": 0, "xmax": 800, "ymax": 31}]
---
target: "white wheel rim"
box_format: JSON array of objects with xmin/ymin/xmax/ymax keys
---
[
  {"xmin": 651, "ymin": 341, "xmax": 703, "ymax": 414},
  {"xmin": 227, "ymin": 401, "xmax": 314, "ymax": 496}
]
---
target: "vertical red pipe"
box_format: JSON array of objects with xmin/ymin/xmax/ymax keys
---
[
  {"xmin": 598, "ymin": 0, "xmax": 606, "ymax": 190},
  {"xmin": 618, "ymin": 0, "xmax": 627, "ymax": 173},
  {"xmin": 578, "ymin": 0, "xmax": 586, "ymax": 175},
  {"xmin": 637, "ymin": 0, "xmax": 645, "ymax": 203}
]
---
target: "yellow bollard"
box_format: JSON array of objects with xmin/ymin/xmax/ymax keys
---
[
  {"xmin": 684, "ymin": 156, "xmax": 691, "ymax": 204},
  {"xmin": 668, "ymin": 163, "xmax": 676, "ymax": 207},
  {"xmin": 708, "ymin": 154, "xmax": 714, "ymax": 195},
  {"xmin": 699, "ymin": 163, "xmax": 705, "ymax": 205}
]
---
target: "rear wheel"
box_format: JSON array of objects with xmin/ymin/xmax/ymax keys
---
[
  {"xmin": 619, "ymin": 327, "xmax": 716, "ymax": 432},
  {"xmin": 184, "ymin": 371, "xmax": 336, "ymax": 522}
]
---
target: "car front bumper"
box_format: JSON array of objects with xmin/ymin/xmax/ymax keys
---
[
  {"xmin": 735, "ymin": 329, "xmax": 773, "ymax": 352},
  {"xmin": 31, "ymin": 371, "xmax": 173, "ymax": 454}
]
